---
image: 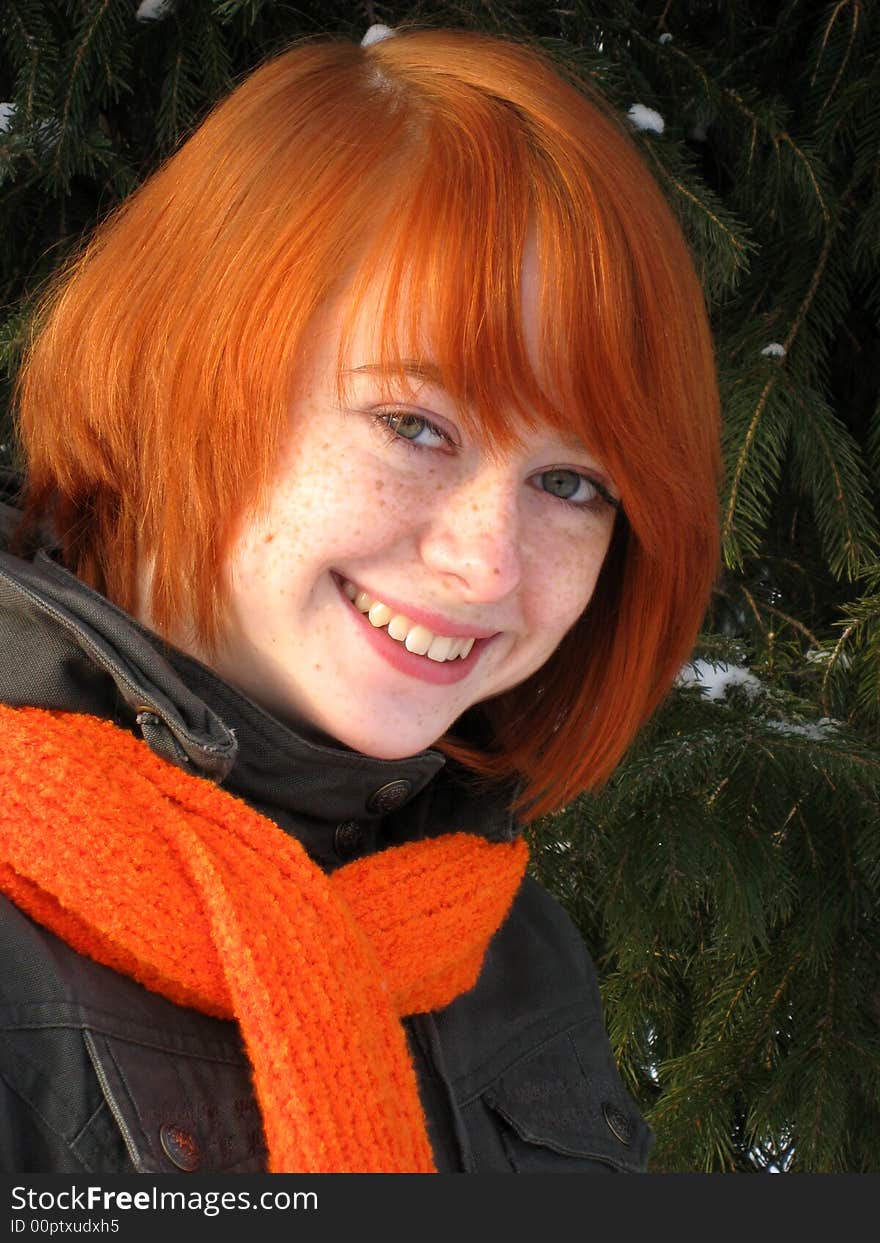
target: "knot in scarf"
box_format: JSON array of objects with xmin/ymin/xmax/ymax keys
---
[{"xmin": 0, "ymin": 706, "xmax": 528, "ymax": 1172}]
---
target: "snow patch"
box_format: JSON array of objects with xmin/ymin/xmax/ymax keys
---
[
  {"xmin": 680, "ymin": 660, "xmax": 842, "ymax": 740},
  {"xmin": 806, "ymin": 647, "xmax": 850, "ymax": 669},
  {"xmin": 361, "ymin": 25, "xmax": 395, "ymax": 48},
  {"xmin": 628, "ymin": 104, "xmax": 665, "ymax": 134},
  {"xmin": 0, "ymin": 103, "xmax": 15, "ymax": 132},
  {"xmin": 659, "ymin": 33, "xmax": 673, "ymax": 44},
  {"xmin": 136, "ymin": 0, "xmax": 173, "ymax": 21},
  {"xmin": 761, "ymin": 342, "xmax": 786, "ymax": 358},
  {"xmin": 677, "ymin": 660, "xmax": 762, "ymax": 701},
  {"xmin": 765, "ymin": 717, "xmax": 838, "ymax": 740}
]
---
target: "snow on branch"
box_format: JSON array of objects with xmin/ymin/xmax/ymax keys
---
[
  {"xmin": 677, "ymin": 659, "xmax": 762, "ymax": 701},
  {"xmin": 136, "ymin": 0, "xmax": 173, "ymax": 22},
  {"xmin": 361, "ymin": 25, "xmax": 395, "ymax": 48},
  {"xmin": 628, "ymin": 104, "xmax": 665, "ymax": 134}
]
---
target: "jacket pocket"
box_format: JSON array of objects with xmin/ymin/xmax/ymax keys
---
[
  {"xmin": 83, "ymin": 1029, "xmax": 267, "ymax": 1173},
  {"xmin": 468, "ymin": 1019, "xmax": 653, "ymax": 1173}
]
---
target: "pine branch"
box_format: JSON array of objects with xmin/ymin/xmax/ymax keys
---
[
  {"xmin": 789, "ymin": 390, "xmax": 879, "ymax": 579},
  {"xmin": 1, "ymin": 0, "xmax": 60, "ymax": 127},
  {"xmin": 812, "ymin": 0, "xmax": 862, "ymax": 116},
  {"xmin": 48, "ymin": 0, "xmax": 131, "ymax": 192},
  {"xmin": 638, "ymin": 138, "xmax": 752, "ymax": 299},
  {"xmin": 868, "ymin": 395, "xmax": 880, "ymax": 485},
  {"xmin": 722, "ymin": 227, "xmax": 835, "ymax": 562},
  {"xmin": 736, "ymin": 583, "xmax": 821, "ymax": 647}
]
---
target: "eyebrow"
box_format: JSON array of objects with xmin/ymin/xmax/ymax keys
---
[{"xmin": 343, "ymin": 360, "xmax": 446, "ymax": 386}]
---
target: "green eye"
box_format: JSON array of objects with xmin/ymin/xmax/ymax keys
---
[
  {"xmin": 373, "ymin": 409, "xmax": 451, "ymax": 450},
  {"xmin": 539, "ymin": 469, "xmax": 593, "ymax": 501},
  {"xmin": 388, "ymin": 412, "xmax": 427, "ymax": 440}
]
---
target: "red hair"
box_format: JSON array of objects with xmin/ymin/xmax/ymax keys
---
[{"xmin": 13, "ymin": 29, "xmax": 720, "ymax": 817}]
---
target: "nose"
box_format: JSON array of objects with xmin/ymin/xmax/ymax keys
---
[{"xmin": 417, "ymin": 466, "xmax": 523, "ymax": 602}]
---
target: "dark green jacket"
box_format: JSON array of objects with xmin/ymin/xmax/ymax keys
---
[{"xmin": 0, "ymin": 471, "xmax": 651, "ymax": 1174}]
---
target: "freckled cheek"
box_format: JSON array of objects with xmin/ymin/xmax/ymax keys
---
[
  {"xmin": 228, "ymin": 459, "xmax": 414, "ymax": 593},
  {"xmin": 522, "ymin": 533, "xmax": 610, "ymax": 631},
  {"xmin": 302, "ymin": 460, "xmax": 420, "ymax": 545}
]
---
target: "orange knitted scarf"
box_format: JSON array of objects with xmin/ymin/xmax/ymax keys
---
[{"xmin": 0, "ymin": 705, "xmax": 528, "ymax": 1173}]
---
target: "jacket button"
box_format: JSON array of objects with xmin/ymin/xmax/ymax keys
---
[
  {"xmin": 602, "ymin": 1102, "xmax": 634, "ymax": 1146},
  {"xmin": 160, "ymin": 1123, "xmax": 201, "ymax": 1171},
  {"xmin": 334, "ymin": 820, "xmax": 366, "ymax": 861},
  {"xmin": 365, "ymin": 779, "xmax": 413, "ymax": 814}
]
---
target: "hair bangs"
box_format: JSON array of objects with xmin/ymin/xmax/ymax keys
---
[{"xmin": 334, "ymin": 95, "xmax": 549, "ymax": 456}]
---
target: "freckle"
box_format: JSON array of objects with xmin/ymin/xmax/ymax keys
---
[
  {"xmin": 313, "ymin": 664, "xmax": 322, "ymax": 671},
  {"xmin": 375, "ymin": 479, "xmax": 385, "ymax": 492},
  {"xmin": 263, "ymin": 532, "xmax": 276, "ymax": 544}
]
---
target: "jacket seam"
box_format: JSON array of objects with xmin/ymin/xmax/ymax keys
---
[
  {"xmin": 0, "ymin": 1037, "xmax": 91, "ymax": 1157},
  {"xmin": 1, "ymin": 1068, "xmax": 90, "ymax": 1169},
  {"xmin": 0, "ymin": 1015, "xmax": 247, "ymax": 1065},
  {"xmin": 454, "ymin": 1003, "xmax": 599, "ymax": 1106},
  {"xmin": 409, "ymin": 1012, "xmax": 475, "ymax": 1173}
]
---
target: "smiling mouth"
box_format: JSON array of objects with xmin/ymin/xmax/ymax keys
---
[{"xmin": 340, "ymin": 578, "xmax": 475, "ymax": 663}]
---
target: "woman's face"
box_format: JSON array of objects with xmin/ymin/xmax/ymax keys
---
[{"xmin": 199, "ymin": 267, "xmax": 620, "ymax": 758}]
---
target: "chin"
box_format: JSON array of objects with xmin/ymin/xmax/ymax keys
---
[
  {"xmin": 348, "ymin": 737, "xmax": 439, "ymax": 760},
  {"xmin": 334, "ymin": 724, "xmax": 444, "ymax": 760}
]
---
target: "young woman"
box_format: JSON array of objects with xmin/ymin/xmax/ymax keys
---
[{"xmin": 0, "ymin": 27, "xmax": 720, "ymax": 1173}]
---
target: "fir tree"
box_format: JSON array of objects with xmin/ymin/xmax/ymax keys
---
[{"xmin": 1, "ymin": 0, "xmax": 878, "ymax": 1172}]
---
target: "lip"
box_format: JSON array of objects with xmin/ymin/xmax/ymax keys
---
[
  {"xmin": 334, "ymin": 574, "xmax": 499, "ymax": 641},
  {"xmin": 334, "ymin": 575, "xmax": 498, "ymax": 686}
]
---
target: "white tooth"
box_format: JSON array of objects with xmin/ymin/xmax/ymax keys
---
[
  {"xmin": 354, "ymin": 590, "xmax": 373, "ymax": 612},
  {"xmin": 404, "ymin": 624, "xmax": 434, "ymax": 656},
  {"xmin": 427, "ymin": 635, "xmax": 454, "ymax": 662},
  {"xmin": 458, "ymin": 637, "xmax": 475, "ymax": 659},
  {"xmin": 446, "ymin": 638, "xmax": 464, "ymax": 660},
  {"xmin": 387, "ymin": 614, "xmax": 411, "ymax": 642},
  {"xmin": 368, "ymin": 602, "xmax": 393, "ymax": 628},
  {"xmin": 342, "ymin": 579, "xmax": 357, "ymax": 600}
]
